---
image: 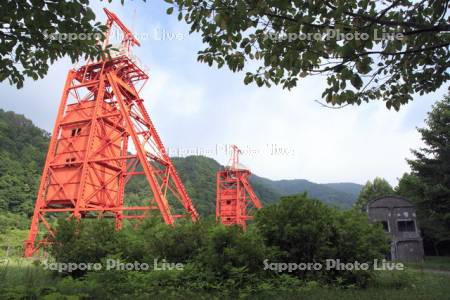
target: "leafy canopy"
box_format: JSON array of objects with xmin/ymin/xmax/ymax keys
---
[
  {"xmin": 166, "ymin": 0, "xmax": 450, "ymax": 110},
  {"xmin": 0, "ymin": 0, "xmax": 109, "ymax": 88},
  {"xmin": 4, "ymin": 1, "xmax": 447, "ymax": 110}
]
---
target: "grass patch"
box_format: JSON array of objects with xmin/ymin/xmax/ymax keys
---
[
  {"xmin": 0, "ymin": 260, "xmax": 57, "ymax": 299},
  {"xmin": 405, "ymin": 256, "xmax": 450, "ymax": 272},
  {"xmin": 263, "ymin": 271, "xmax": 450, "ymax": 300},
  {"xmin": 0, "ymin": 264, "xmax": 449, "ymax": 299}
]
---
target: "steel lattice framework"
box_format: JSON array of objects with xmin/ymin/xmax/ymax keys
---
[
  {"xmin": 24, "ymin": 9, "xmax": 199, "ymax": 257},
  {"xmin": 216, "ymin": 145, "xmax": 262, "ymax": 229}
]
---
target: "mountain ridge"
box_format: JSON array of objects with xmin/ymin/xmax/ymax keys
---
[
  {"xmin": 249, "ymin": 175, "xmax": 361, "ymax": 208},
  {"xmin": 0, "ymin": 108, "xmax": 362, "ymax": 218}
]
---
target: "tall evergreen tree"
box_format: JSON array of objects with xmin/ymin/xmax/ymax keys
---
[
  {"xmin": 406, "ymin": 95, "xmax": 450, "ymax": 255},
  {"xmin": 396, "ymin": 173, "xmax": 424, "ymax": 204}
]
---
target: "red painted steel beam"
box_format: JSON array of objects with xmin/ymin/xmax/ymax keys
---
[{"xmin": 24, "ymin": 9, "xmax": 199, "ymax": 257}]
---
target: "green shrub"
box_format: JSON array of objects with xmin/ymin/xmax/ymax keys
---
[
  {"xmin": 48, "ymin": 194, "xmax": 390, "ymax": 292},
  {"xmin": 49, "ymin": 219, "xmax": 122, "ymax": 277},
  {"xmin": 254, "ymin": 194, "xmax": 389, "ymax": 286},
  {"xmin": 195, "ymin": 224, "xmax": 272, "ymax": 280}
]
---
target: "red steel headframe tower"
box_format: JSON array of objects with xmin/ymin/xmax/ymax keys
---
[
  {"xmin": 24, "ymin": 9, "xmax": 199, "ymax": 257},
  {"xmin": 216, "ymin": 145, "xmax": 262, "ymax": 229}
]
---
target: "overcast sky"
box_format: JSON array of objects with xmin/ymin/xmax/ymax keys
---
[{"xmin": 0, "ymin": 1, "xmax": 448, "ymax": 186}]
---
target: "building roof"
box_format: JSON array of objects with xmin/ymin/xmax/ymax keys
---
[{"xmin": 366, "ymin": 196, "xmax": 416, "ymax": 210}]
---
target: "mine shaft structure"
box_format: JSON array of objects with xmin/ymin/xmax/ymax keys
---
[
  {"xmin": 216, "ymin": 145, "xmax": 262, "ymax": 229},
  {"xmin": 24, "ymin": 9, "xmax": 199, "ymax": 257}
]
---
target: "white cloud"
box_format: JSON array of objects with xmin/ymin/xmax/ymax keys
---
[{"xmin": 142, "ymin": 65, "xmax": 205, "ymax": 117}]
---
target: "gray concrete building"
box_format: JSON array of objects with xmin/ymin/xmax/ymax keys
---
[{"xmin": 366, "ymin": 196, "xmax": 424, "ymax": 262}]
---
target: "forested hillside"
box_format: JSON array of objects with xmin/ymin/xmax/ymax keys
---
[
  {"xmin": 0, "ymin": 109, "xmax": 360, "ymax": 222},
  {"xmin": 250, "ymin": 177, "xmax": 361, "ymax": 208},
  {"xmin": 0, "ymin": 109, "xmax": 49, "ymax": 231}
]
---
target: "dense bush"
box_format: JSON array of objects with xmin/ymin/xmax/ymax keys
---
[
  {"xmin": 255, "ymin": 194, "xmax": 389, "ymax": 286},
  {"xmin": 50, "ymin": 216, "xmax": 273, "ymax": 281},
  {"xmin": 48, "ymin": 194, "xmax": 389, "ymax": 294},
  {"xmin": 50, "ymin": 219, "xmax": 122, "ymax": 277}
]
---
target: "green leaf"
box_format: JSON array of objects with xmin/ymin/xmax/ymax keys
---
[{"xmin": 350, "ymin": 74, "xmax": 363, "ymax": 89}]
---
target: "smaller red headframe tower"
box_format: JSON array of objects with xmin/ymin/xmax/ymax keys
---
[{"xmin": 216, "ymin": 145, "xmax": 262, "ymax": 229}]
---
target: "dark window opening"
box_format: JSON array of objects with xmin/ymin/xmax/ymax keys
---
[
  {"xmin": 71, "ymin": 128, "xmax": 81, "ymax": 137},
  {"xmin": 379, "ymin": 221, "xmax": 389, "ymax": 232},
  {"xmin": 65, "ymin": 157, "xmax": 76, "ymax": 167},
  {"xmin": 226, "ymin": 200, "xmax": 231, "ymax": 205},
  {"xmin": 397, "ymin": 220, "xmax": 415, "ymax": 232}
]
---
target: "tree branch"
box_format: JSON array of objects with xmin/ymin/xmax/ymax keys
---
[
  {"xmin": 324, "ymin": 1, "xmax": 450, "ymax": 30},
  {"xmin": 314, "ymin": 99, "xmax": 350, "ymax": 109}
]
